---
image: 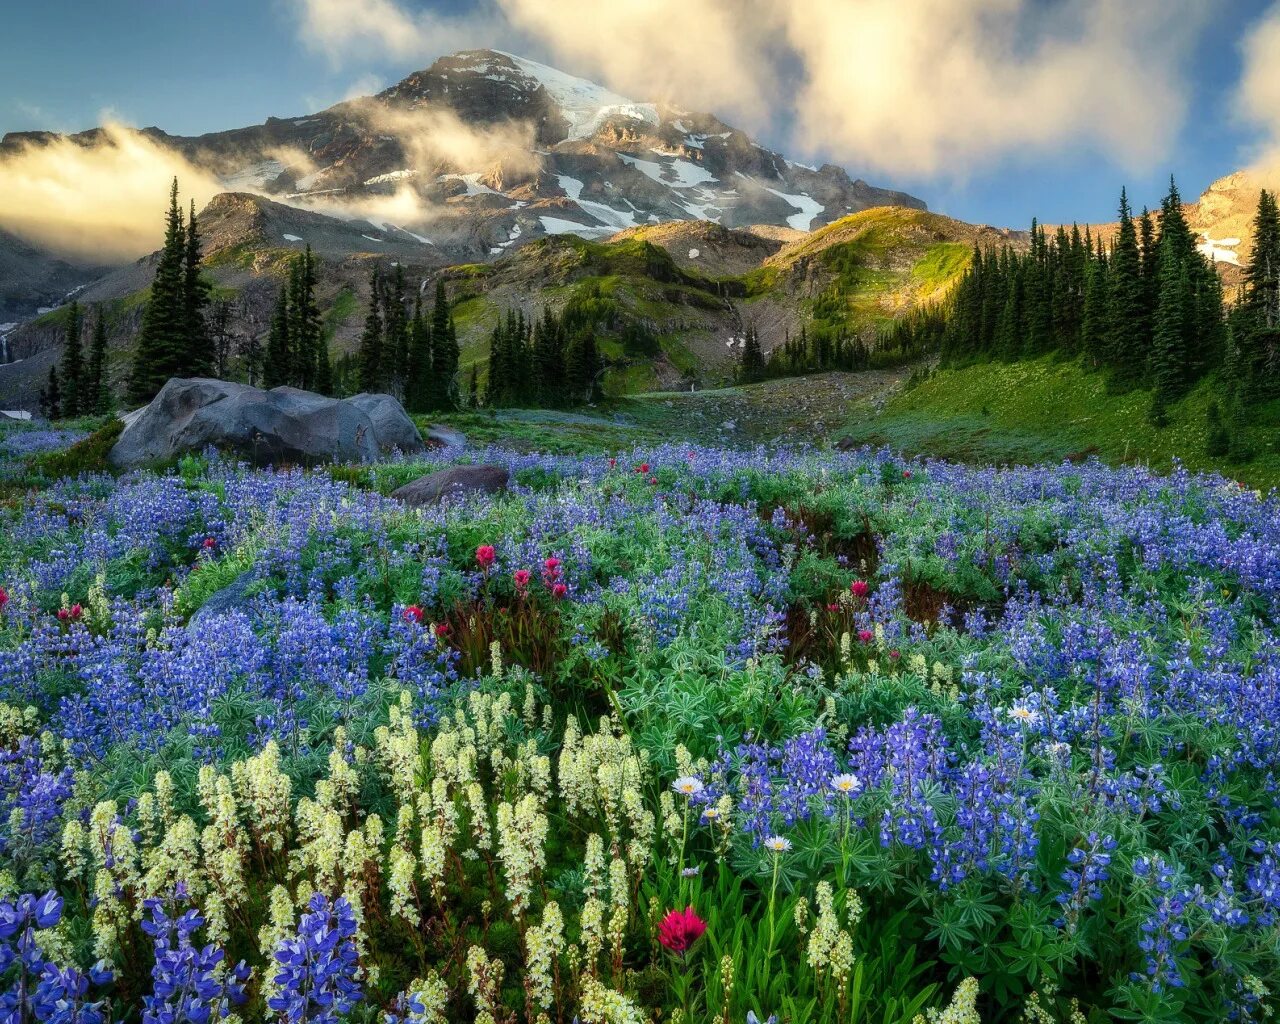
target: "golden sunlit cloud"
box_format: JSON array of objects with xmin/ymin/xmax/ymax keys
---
[
  {"xmin": 0, "ymin": 124, "xmax": 224, "ymax": 262},
  {"xmin": 1237, "ymin": 1, "xmax": 1280, "ymax": 185}
]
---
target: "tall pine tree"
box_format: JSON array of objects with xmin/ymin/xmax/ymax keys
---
[
  {"xmin": 60, "ymin": 302, "xmax": 84, "ymax": 418},
  {"xmin": 128, "ymin": 179, "xmax": 187, "ymax": 404},
  {"xmin": 86, "ymin": 315, "xmax": 109, "ymax": 414},
  {"xmin": 357, "ymin": 266, "xmax": 385, "ymax": 393}
]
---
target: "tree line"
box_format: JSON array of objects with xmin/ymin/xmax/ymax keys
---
[
  {"xmin": 351, "ymin": 265, "xmax": 460, "ymax": 413},
  {"xmin": 39, "ymin": 303, "xmax": 110, "ymax": 419},
  {"xmin": 888, "ymin": 179, "xmax": 1236, "ymax": 428},
  {"xmin": 485, "ymin": 299, "xmax": 603, "ymax": 408},
  {"xmin": 1217, "ymin": 187, "xmax": 1280, "ymax": 456}
]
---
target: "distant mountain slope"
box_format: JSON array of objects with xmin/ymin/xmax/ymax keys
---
[
  {"xmin": 0, "ymin": 49, "xmax": 924, "ymax": 267},
  {"xmin": 0, "ymin": 230, "xmax": 107, "ymax": 324}
]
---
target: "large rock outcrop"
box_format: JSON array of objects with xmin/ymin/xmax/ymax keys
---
[{"xmin": 109, "ymin": 378, "xmax": 424, "ymax": 468}]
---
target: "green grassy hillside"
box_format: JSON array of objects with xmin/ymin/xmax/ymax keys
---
[{"xmin": 837, "ymin": 356, "xmax": 1280, "ymax": 488}]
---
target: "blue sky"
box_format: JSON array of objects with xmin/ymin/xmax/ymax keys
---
[{"xmin": 1, "ymin": 0, "xmax": 1276, "ymax": 229}]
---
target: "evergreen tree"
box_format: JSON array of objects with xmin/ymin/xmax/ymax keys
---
[
  {"xmin": 357, "ymin": 267, "xmax": 385, "ymax": 393},
  {"xmin": 467, "ymin": 365, "xmax": 479, "ymax": 408},
  {"xmin": 739, "ymin": 324, "xmax": 766, "ymax": 383},
  {"xmin": 86, "ymin": 316, "xmax": 109, "ymax": 414},
  {"xmin": 60, "ymin": 301, "xmax": 84, "ymax": 418},
  {"xmin": 128, "ymin": 178, "xmax": 187, "ymax": 404},
  {"xmin": 381, "ymin": 265, "xmax": 409, "ymax": 395},
  {"xmin": 41, "ymin": 366, "xmax": 61, "ymax": 420},
  {"xmin": 1149, "ymin": 234, "xmax": 1190, "ymax": 425},
  {"xmin": 1108, "ymin": 187, "xmax": 1148, "ymax": 386},
  {"xmin": 183, "ymin": 200, "xmax": 213, "ymax": 377},
  {"xmin": 531, "ymin": 309, "xmax": 565, "ymax": 406},
  {"xmin": 287, "ymin": 247, "xmax": 322, "ymax": 390},
  {"xmin": 404, "ymin": 295, "xmax": 432, "ymax": 413},
  {"xmin": 565, "ymin": 328, "xmax": 601, "ymax": 403},
  {"xmin": 263, "ymin": 286, "xmax": 292, "ymax": 389},
  {"xmin": 1239, "ymin": 189, "xmax": 1280, "ymax": 399},
  {"xmin": 427, "ymin": 280, "xmax": 459, "ymax": 410}
]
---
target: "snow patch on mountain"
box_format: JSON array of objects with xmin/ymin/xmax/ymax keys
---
[
  {"xmin": 1198, "ymin": 236, "xmax": 1241, "ymax": 266},
  {"xmin": 221, "ymin": 159, "xmax": 285, "ymax": 191},
  {"xmin": 439, "ymin": 173, "xmax": 503, "ymax": 197},
  {"xmin": 539, "ymin": 216, "xmax": 612, "ymax": 238},
  {"xmin": 764, "ymin": 187, "xmax": 825, "ymax": 231},
  {"xmin": 364, "ymin": 169, "xmax": 417, "ymax": 186}
]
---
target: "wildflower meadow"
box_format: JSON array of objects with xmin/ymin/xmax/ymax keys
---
[{"xmin": 1, "ymin": 433, "xmax": 1279, "ymax": 1023}]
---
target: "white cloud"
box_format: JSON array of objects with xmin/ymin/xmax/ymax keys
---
[
  {"xmin": 780, "ymin": 0, "xmax": 1210, "ymax": 178},
  {"xmin": 0, "ymin": 123, "xmax": 225, "ymax": 261},
  {"xmin": 290, "ymin": 0, "xmax": 502, "ymax": 64},
  {"xmin": 1237, "ymin": 1, "xmax": 1280, "ymax": 179}
]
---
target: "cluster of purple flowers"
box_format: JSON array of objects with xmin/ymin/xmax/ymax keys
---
[
  {"xmin": 140, "ymin": 886, "xmax": 249, "ymax": 1024},
  {"xmin": 268, "ymin": 893, "xmax": 362, "ymax": 1024},
  {"xmin": 0, "ymin": 891, "xmax": 112, "ymax": 1023}
]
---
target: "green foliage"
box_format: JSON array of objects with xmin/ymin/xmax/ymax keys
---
[{"xmin": 29, "ymin": 417, "xmax": 124, "ymax": 480}]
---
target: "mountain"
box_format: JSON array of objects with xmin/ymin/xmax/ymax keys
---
[
  {"xmin": 0, "ymin": 49, "xmax": 939, "ymax": 407},
  {"xmin": 0, "ymin": 230, "xmax": 106, "ymax": 326},
  {"xmin": 0, "ymin": 49, "xmax": 923, "ymax": 264}
]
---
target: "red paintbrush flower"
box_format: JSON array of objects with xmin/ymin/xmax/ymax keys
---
[
  {"xmin": 658, "ymin": 906, "xmax": 706, "ymax": 954},
  {"xmin": 514, "ymin": 569, "xmax": 531, "ymax": 590},
  {"xmin": 202, "ymin": 537, "xmax": 217, "ymax": 549},
  {"xmin": 0, "ymin": 586, "xmax": 8, "ymax": 613},
  {"xmin": 476, "ymin": 545, "xmax": 496, "ymax": 571},
  {"xmin": 403, "ymin": 605, "xmax": 425, "ymax": 625},
  {"xmin": 858, "ymin": 629, "xmax": 874, "ymax": 644},
  {"xmin": 434, "ymin": 622, "xmax": 451, "ymax": 638},
  {"xmin": 551, "ymin": 582, "xmax": 568, "ymax": 600},
  {"xmin": 850, "ymin": 580, "xmax": 869, "ymax": 599},
  {"xmin": 637, "ymin": 462, "xmax": 650, "ymax": 474},
  {"xmin": 57, "ymin": 604, "xmax": 82, "ymax": 623}
]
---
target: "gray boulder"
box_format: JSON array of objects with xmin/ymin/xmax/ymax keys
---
[
  {"xmin": 110, "ymin": 378, "xmax": 424, "ymax": 468},
  {"xmin": 391, "ymin": 464, "xmax": 509, "ymax": 507},
  {"xmin": 424, "ymin": 424, "xmax": 467, "ymax": 448},
  {"xmin": 346, "ymin": 393, "xmax": 429, "ymax": 454}
]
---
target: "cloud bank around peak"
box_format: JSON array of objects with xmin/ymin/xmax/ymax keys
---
[
  {"xmin": 289, "ymin": 0, "xmax": 1212, "ymax": 180},
  {"xmin": 1237, "ymin": 1, "xmax": 1280, "ymax": 185},
  {"xmin": 0, "ymin": 125, "xmax": 225, "ymax": 262}
]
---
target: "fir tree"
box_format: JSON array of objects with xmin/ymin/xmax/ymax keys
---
[
  {"xmin": 183, "ymin": 200, "xmax": 213, "ymax": 377},
  {"xmin": 739, "ymin": 324, "xmax": 766, "ymax": 383},
  {"xmin": 357, "ymin": 267, "xmax": 385, "ymax": 393},
  {"xmin": 531, "ymin": 309, "xmax": 566, "ymax": 406},
  {"xmin": 1149, "ymin": 234, "xmax": 1190, "ymax": 425},
  {"xmin": 287, "ymin": 247, "xmax": 322, "ymax": 390},
  {"xmin": 59, "ymin": 301, "xmax": 84, "ymax": 418},
  {"xmin": 128, "ymin": 178, "xmax": 187, "ymax": 404},
  {"xmin": 1108, "ymin": 187, "xmax": 1148, "ymax": 387},
  {"xmin": 86, "ymin": 315, "xmax": 109, "ymax": 414},
  {"xmin": 263, "ymin": 286, "xmax": 292, "ymax": 389},
  {"xmin": 1239, "ymin": 189, "xmax": 1280, "ymax": 399},
  {"xmin": 42, "ymin": 366, "xmax": 61, "ymax": 420},
  {"xmin": 565, "ymin": 328, "xmax": 601, "ymax": 403},
  {"xmin": 382, "ymin": 265, "xmax": 409, "ymax": 395},
  {"xmin": 404, "ymin": 295, "xmax": 432, "ymax": 413},
  {"xmin": 427, "ymin": 280, "xmax": 458, "ymax": 410}
]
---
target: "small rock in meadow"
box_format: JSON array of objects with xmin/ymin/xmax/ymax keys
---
[{"xmin": 391, "ymin": 464, "xmax": 509, "ymax": 507}]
